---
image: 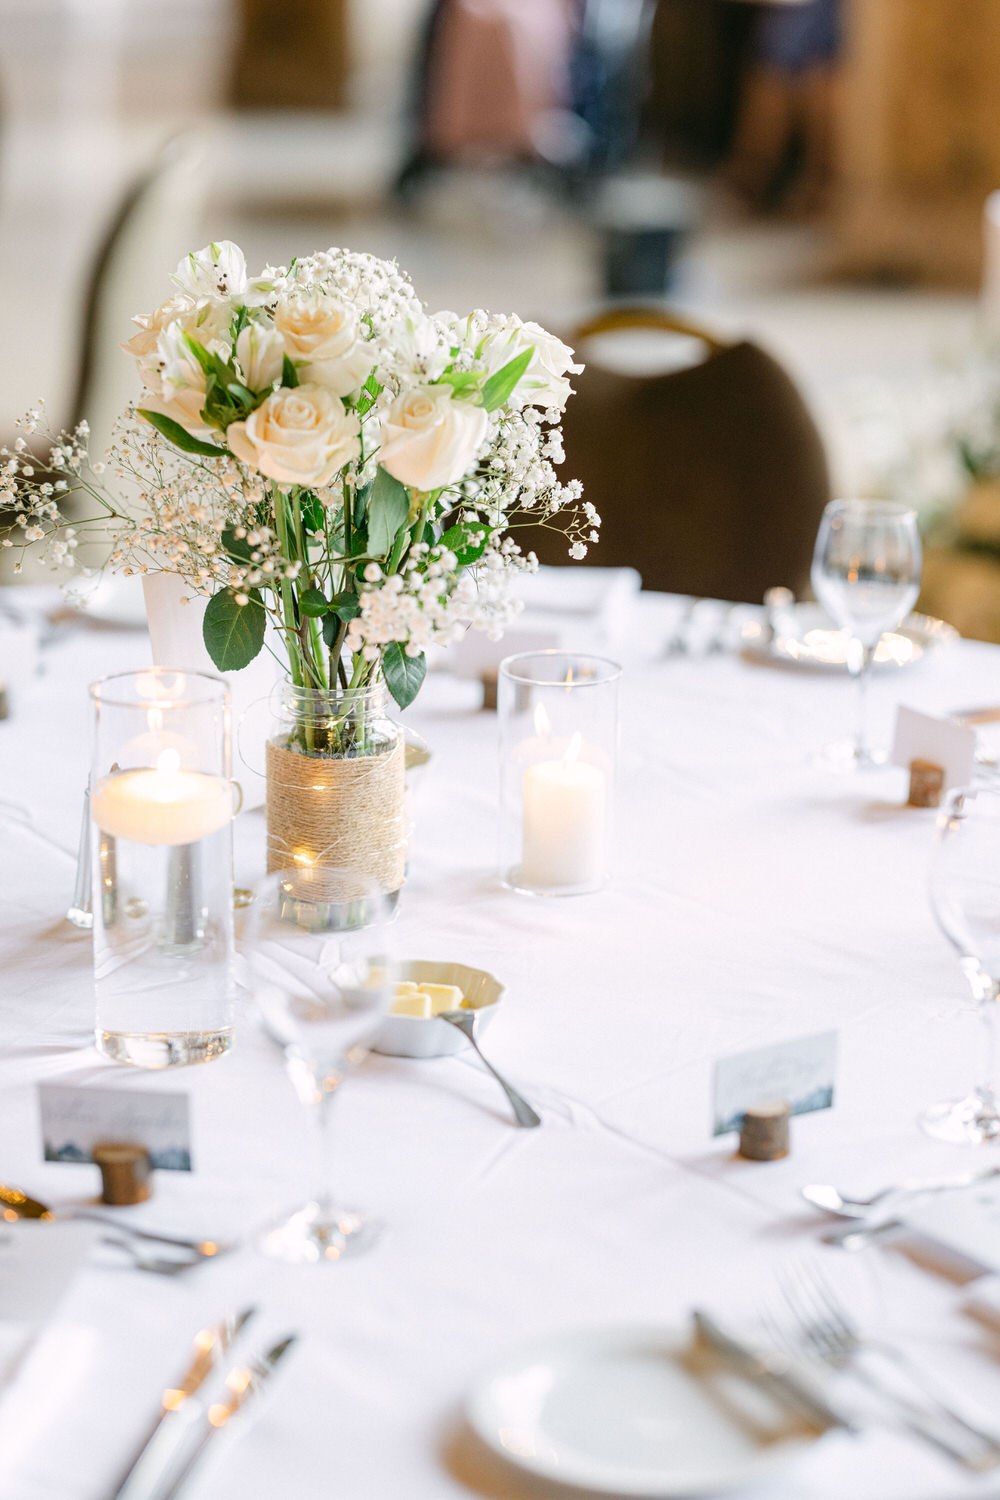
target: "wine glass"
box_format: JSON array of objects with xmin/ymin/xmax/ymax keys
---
[
  {"xmin": 924, "ymin": 787, "xmax": 1000, "ymax": 1144},
  {"xmin": 811, "ymin": 499, "xmax": 922, "ymax": 768},
  {"xmin": 243, "ymin": 866, "xmax": 394, "ymax": 1263}
]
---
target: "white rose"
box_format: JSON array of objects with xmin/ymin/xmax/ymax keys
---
[
  {"xmin": 173, "ymin": 240, "xmax": 247, "ymax": 301},
  {"xmin": 235, "ymin": 323, "xmax": 285, "ymax": 391},
  {"xmin": 227, "ymin": 384, "xmax": 361, "ymax": 486},
  {"xmin": 121, "ymin": 295, "xmax": 192, "ymax": 361},
  {"xmin": 378, "ymin": 385, "xmax": 488, "ymax": 491},
  {"xmin": 273, "ymin": 290, "xmax": 374, "ymax": 396},
  {"xmin": 480, "ymin": 316, "xmax": 583, "ymax": 411}
]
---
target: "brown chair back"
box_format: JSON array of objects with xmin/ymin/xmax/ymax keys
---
[{"xmin": 528, "ymin": 307, "xmax": 831, "ymax": 601}]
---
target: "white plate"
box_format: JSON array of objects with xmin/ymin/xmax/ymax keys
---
[
  {"xmin": 740, "ymin": 604, "xmax": 957, "ymax": 673},
  {"xmin": 467, "ymin": 1324, "xmax": 821, "ymax": 1497}
]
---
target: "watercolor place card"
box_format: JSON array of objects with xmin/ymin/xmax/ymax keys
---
[
  {"xmin": 38, "ymin": 1083, "xmax": 192, "ymax": 1171},
  {"xmin": 713, "ymin": 1031, "xmax": 837, "ymax": 1137}
]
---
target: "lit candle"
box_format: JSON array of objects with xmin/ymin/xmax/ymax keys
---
[
  {"xmin": 520, "ymin": 732, "xmax": 607, "ymax": 889},
  {"xmin": 92, "ymin": 749, "xmax": 233, "ymax": 846}
]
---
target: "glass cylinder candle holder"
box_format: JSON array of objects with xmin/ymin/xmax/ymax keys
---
[
  {"xmin": 499, "ymin": 651, "xmax": 621, "ymax": 896},
  {"xmin": 89, "ymin": 669, "xmax": 236, "ymax": 1068}
]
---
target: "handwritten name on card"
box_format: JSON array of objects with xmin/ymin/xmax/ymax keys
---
[
  {"xmin": 38, "ymin": 1084, "xmax": 192, "ymax": 1171},
  {"xmin": 713, "ymin": 1031, "xmax": 837, "ymax": 1137}
]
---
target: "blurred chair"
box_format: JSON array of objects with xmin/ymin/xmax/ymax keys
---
[
  {"xmin": 70, "ymin": 133, "xmax": 211, "ymax": 458},
  {"xmin": 528, "ymin": 306, "xmax": 831, "ymax": 601}
]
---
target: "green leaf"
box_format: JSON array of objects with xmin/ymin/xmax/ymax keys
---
[
  {"xmin": 282, "ymin": 355, "xmax": 299, "ymax": 388},
  {"xmin": 353, "ymin": 480, "xmax": 372, "ymax": 529},
  {"xmin": 138, "ymin": 409, "xmax": 229, "ymax": 459},
  {"xmin": 436, "ymin": 369, "xmax": 480, "ymax": 394},
  {"xmin": 440, "ymin": 521, "xmax": 491, "ymax": 568},
  {"xmin": 300, "ymin": 491, "xmax": 325, "ymax": 533},
  {"xmin": 229, "ymin": 304, "xmax": 251, "ymax": 340},
  {"xmin": 367, "ymin": 468, "xmax": 411, "ymax": 557},
  {"xmin": 322, "ymin": 612, "xmax": 341, "ymax": 649},
  {"xmin": 298, "ymin": 586, "xmax": 329, "ymax": 617},
  {"xmin": 480, "ymin": 347, "xmax": 533, "ymax": 413},
  {"xmin": 331, "ymin": 590, "xmax": 361, "ymax": 621},
  {"xmin": 221, "ymin": 527, "xmax": 252, "ymax": 564},
  {"xmin": 382, "ymin": 641, "xmax": 426, "ymax": 709},
  {"xmin": 202, "ymin": 588, "xmax": 266, "ymax": 671},
  {"xmin": 226, "ymin": 380, "xmax": 255, "ymax": 407}
]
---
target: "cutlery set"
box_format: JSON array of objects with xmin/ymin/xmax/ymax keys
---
[{"xmin": 112, "ymin": 1309, "xmax": 296, "ymax": 1500}]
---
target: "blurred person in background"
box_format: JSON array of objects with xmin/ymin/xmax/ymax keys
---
[{"xmin": 723, "ymin": 0, "xmax": 843, "ymax": 215}]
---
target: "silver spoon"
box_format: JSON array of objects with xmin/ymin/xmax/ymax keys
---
[
  {"xmin": 437, "ymin": 1011, "xmax": 541, "ymax": 1127},
  {"xmin": 0, "ymin": 1183, "xmax": 234, "ymax": 1259},
  {"xmin": 803, "ymin": 1164, "xmax": 1000, "ymax": 1220}
]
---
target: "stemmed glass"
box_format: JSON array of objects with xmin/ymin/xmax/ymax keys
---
[
  {"xmin": 243, "ymin": 866, "xmax": 394, "ymax": 1263},
  {"xmin": 811, "ymin": 499, "xmax": 922, "ymax": 768},
  {"xmin": 924, "ymin": 787, "xmax": 1000, "ymax": 1144}
]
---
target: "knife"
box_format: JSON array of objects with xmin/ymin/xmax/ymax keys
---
[
  {"xmin": 693, "ymin": 1310, "xmax": 857, "ymax": 1434},
  {"xmin": 154, "ymin": 1334, "xmax": 298, "ymax": 1500},
  {"xmin": 111, "ymin": 1307, "xmax": 256, "ymax": 1500}
]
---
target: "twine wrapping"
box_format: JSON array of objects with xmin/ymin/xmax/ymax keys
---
[{"xmin": 266, "ymin": 735, "xmax": 406, "ymax": 898}]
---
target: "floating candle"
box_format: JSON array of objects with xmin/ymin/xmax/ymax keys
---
[{"xmin": 91, "ymin": 749, "xmax": 233, "ymax": 846}]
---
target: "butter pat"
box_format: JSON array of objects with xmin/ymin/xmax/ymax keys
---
[
  {"xmin": 389, "ymin": 979, "xmax": 467, "ymax": 1018},
  {"xmin": 391, "ymin": 987, "xmax": 431, "ymax": 1018},
  {"xmin": 419, "ymin": 983, "xmax": 464, "ymax": 1016}
]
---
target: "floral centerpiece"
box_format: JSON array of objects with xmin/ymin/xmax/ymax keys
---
[{"xmin": 1, "ymin": 241, "xmax": 596, "ymax": 899}]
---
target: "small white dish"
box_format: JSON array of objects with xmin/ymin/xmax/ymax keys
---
[
  {"xmin": 741, "ymin": 604, "xmax": 957, "ymax": 673},
  {"xmin": 467, "ymin": 1323, "xmax": 821, "ymax": 1497},
  {"xmin": 373, "ymin": 961, "xmax": 503, "ymax": 1059}
]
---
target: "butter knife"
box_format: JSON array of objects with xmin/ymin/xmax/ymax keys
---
[
  {"xmin": 154, "ymin": 1334, "xmax": 298, "ymax": 1500},
  {"xmin": 693, "ymin": 1310, "xmax": 856, "ymax": 1433},
  {"xmin": 111, "ymin": 1307, "xmax": 256, "ymax": 1500}
]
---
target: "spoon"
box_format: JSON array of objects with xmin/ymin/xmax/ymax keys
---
[
  {"xmin": 437, "ymin": 1011, "xmax": 541, "ymax": 1128},
  {"xmin": 0, "ymin": 1183, "xmax": 233, "ymax": 1258},
  {"xmin": 803, "ymin": 1163, "xmax": 1000, "ymax": 1221}
]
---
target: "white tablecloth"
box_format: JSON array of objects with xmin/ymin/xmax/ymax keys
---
[{"xmin": 2, "ymin": 593, "xmax": 1000, "ymax": 1500}]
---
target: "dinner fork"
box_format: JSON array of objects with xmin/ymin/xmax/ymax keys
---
[
  {"xmin": 100, "ymin": 1235, "xmax": 204, "ymax": 1276},
  {"xmin": 775, "ymin": 1260, "xmax": 1000, "ymax": 1471}
]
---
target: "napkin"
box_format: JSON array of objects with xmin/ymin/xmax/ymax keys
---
[
  {"xmin": 902, "ymin": 1180, "xmax": 1000, "ymax": 1275},
  {"xmin": 0, "ymin": 1220, "xmax": 98, "ymax": 1386}
]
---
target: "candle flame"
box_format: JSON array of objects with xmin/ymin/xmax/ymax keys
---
[
  {"xmin": 156, "ymin": 748, "xmax": 181, "ymax": 777},
  {"xmin": 562, "ymin": 731, "xmax": 582, "ymax": 769},
  {"xmin": 534, "ymin": 703, "xmax": 551, "ymax": 737},
  {"xmin": 564, "ymin": 668, "xmax": 574, "ymax": 691},
  {"xmin": 147, "ymin": 707, "xmax": 164, "ymax": 734}
]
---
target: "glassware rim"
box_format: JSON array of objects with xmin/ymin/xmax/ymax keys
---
[
  {"xmin": 821, "ymin": 498, "xmax": 919, "ymax": 524},
  {"xmin": 937, "ymin": 784, "xmax": 1000, "ymax": 828},
  {"xmin": 498, "ymin": 649, "xmax": 623, "ymax": 687},
  {"xmin": 278, "ymin": 679, "xmax": 390, "ymax": 710},
  {"xmin": 88, "ymin": 666, "xmax": 229, "ymax": 711}
]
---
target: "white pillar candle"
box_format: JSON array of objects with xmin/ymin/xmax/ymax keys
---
[
  {"xmin": 92, "ymin": 749, "xmax": 233, "ymax": 846},
  {"xmin": 520, "ymin": 733, "xmax": 607, "ymax": 889}
]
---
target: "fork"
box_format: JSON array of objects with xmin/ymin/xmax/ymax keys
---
[
  {"xmin": 100, "ymin": 1235, "xmax": 204, "ymax": 1276},
  {"xmin": 775, "ymin": 1260, "xmax": 1000, "ymax": 1471}
]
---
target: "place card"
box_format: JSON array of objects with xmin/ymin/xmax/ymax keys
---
[
  {"xmin": 38, "ymin": 1083, "xmax": 192, "ymax": 1171},
  {"xmin": 712, "ymin": 1032, "xmax": 837, "ymax": 1136},
  {"xmin": 905, "ymin": 1182, "xmax": 1000, "ymax": 1274},
  {"xmin": 890, "ymin": 706, "xmax": 976, "ymax": 790}
]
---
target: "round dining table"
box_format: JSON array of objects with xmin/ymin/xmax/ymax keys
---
[{"xmin": 1, "ymin": 586, "xmax": 999, "ymax": 1500}]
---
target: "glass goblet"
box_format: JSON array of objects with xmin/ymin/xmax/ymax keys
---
[
  {"xmin": 243, "ymin": 866, "xmax": 393, "ymax": 1263},
  {"xmin": 811, "ymin": 499, "xmax": 922, "ymax": 768},
  {"xmin": 923, "ymin": 787, "xmax": 1000, "ymax": 1144}
]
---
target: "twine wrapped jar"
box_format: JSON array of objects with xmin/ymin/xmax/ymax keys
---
[{"xmin": 266, "ymin": 681, "xmax": 406, "ymax": 924}]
